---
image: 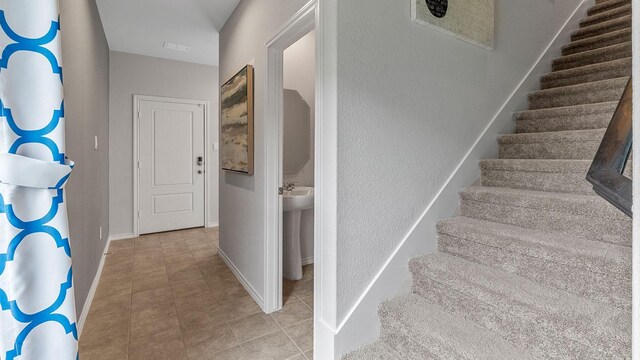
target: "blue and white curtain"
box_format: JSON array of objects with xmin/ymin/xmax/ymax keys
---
[{"xmin": 0, "ymin": 1, "xmax": 78, "ymax": 359}]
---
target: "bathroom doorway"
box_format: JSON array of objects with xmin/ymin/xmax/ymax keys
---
[
  {"xmin": 263, "ymin": 2, "xmax": 317, "ymax": 315},
  {"xmin": 281, "ymin": 30, "xmax": 316, "ymax": 307}
]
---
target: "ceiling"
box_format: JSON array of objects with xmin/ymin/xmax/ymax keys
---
[{"xmin": 95, "ymin": 0, "xmax": 240, "ymax": 66}]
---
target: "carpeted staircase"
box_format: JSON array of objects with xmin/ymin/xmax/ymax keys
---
[{"xmin": 344, "ymin": 0, "xmax": 632, "ymax": 358}]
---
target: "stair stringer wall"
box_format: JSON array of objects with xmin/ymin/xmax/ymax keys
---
[{"xmin": 332, "ymin": 1, "xmax": 593, "ymax": 357}]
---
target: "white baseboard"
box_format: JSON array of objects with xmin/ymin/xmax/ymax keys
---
[
  {"xmin": 207, "ymin": 222, "xmax": 219, "ymax": 228},
  {"xmin": 218, "ymin": 248, "xmax": 265, "ymax": 310},
  {"xmin": 77, "ymin": 237, "xmax": 112, "ymax": 336},
  {"xmin": 331, "ymin": 1, "xmax": 592, "ymax": 357},
  {"xmin": 108, "ymin": 233, "xmax": 135, "ymax": 241}
]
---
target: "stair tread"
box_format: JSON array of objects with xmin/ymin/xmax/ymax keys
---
[
  {"xmin": 528, "ymin": 76, "xmax": 628, "ymax": 109},
  {"xmin": 379, "ymin": 293, "xmax": 537, "ymax": 360},
  {"xmin": 515, "ymin": 101, "xmax": 618, "ymax": 120},
  {"xmin": 459, "ymin": 185, "xmax": 625, "ymax": 219},
  {"xmin": 514, "ymin": 102, "xmax": 616, "ymax": 133},
  {"xmin": 554, "ymin": 42, "xmax": 631, "ymax": 65},
  {"xmin": 588, "ymin": 0, "xmax": 630, "ymax": 16},
  {"xmin": 459, "ymin": 186, "xmax": 631, "ymax": 247},
  {"xmin": 530, "ymin": 76, "xmax": 628, "ymax": 98},
  {"xmin": 580, "ymin": 4, "xmax": 631, "ymax": 27},
  {"xmin": 480, "ymin": 158, "xmax": 591, "ymax": 173},
  {"xmin": 438, "ymin": 216, "xmax": 630, "ymax": 273},
  {"xmin": 552, "ymin": 41, "xmax": 631, "ymax": 71},
  {"xmin": 571, "ymin": 15, "xmax": 631, "ymax": 41},
  {"xmin": 498, "ymin": 128, "xmax": 605, "ymax": 144},
  {"xmin": 541, "ymin": 58, "xmax": 631, "ymax": 88},
  {"xmin": 562, "ymin": 27, "xmax": 631, "ymax": 56},
  {"xmin": 480, "ymin": 159, "xmax": 594, "ymax": 194}
]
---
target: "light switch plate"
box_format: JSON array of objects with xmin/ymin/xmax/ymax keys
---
[
  {"xmin": 94, "ymin": 136, "xmax": 98, "ymax": 150},
  {"xmin": 213, "ymin": 143, "xmax": 220, "ymax": 151}
]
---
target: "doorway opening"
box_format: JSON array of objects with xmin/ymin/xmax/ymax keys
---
[
  {"xmin": 263, "ymin": 2, "xmax": 316, "ymax": 313},
  {"xmin": 133, "ymin": 95, "xmax": 211, "ymax": 236},
  {"xmin": 281, "ymin": 29, "xmax": 316, "ymax": 306}
]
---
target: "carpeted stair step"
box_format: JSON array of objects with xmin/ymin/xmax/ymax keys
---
[
  {"xmin": 553, "ymin": 42, "xmax": 631, "ymax": 71},
  {"xmin": 541, "ymin": 58, "xmax": 631, "ymax": 89},
  {"xmin": 479, "ymin": 159, "xmax": 592, "ymax": 194},
  {"xmin": 436, "ymin": 216, "xmax": 631, "ymax": 309},
  {"xmin": 409, "ymin": 253, "xmax": 631, "ymax": 359},
  {"xmin": 588, "ymin": 0, "xmax": 630, "ymax": 16},
  {"xmin": 580, "ymin": 4, "xmax": 631, "ymax": 28},
  {"xmin": 498, "ymin": 129, "xmax": 605, "ymax": 159},
  {"xmin": 341, "ymin": 339, "xmax": 405, "ymax": 360},
  {"xmin": 459, "ymin": 186, "xmax": 631, "ymax": 246},
  {"xmin": 562, "ymin": 28, "xmax": 631, "ymax": 56},
  {"xmin": 571, "ymin": 15, "xmax": 630, "ymax": 41},
  {"xmin": 529, "ymin": 77, "xmax": 627, "ymax": 109},
  {"xmin": 377, "ymin": 294, "xmax": 537, "ymax": 360},
  {"xmin": 514, "ymin": 102, "xmax": 617, "ymax": 132}
]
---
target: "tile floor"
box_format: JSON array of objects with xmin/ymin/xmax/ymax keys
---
[{"xmin": 79, "ymin": 227, "xmax": 314, "ymax": 360}]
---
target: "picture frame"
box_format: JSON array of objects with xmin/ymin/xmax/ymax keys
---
[
  {"xmin": 221, "ymin": 65, "xmax": 255, "ymax": 175},
  {"xmin": 411, "ymin": 0, "xmax": 494, "ymax": 50}
]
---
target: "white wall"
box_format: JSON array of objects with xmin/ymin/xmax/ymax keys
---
[
  {"xmin": 284, "ymin": 30, "xmax": 316, "ymax": 187},
  {"xmin": 219, "ymin": 0, "xmax": 312, "ymax": 307},
  {"xmin": 109, "ymin": 51, "xmax": 220, "ymax": 237}
]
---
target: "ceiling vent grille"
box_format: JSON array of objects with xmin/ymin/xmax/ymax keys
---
[{"xmin": 163, "ymin": 41, "xmax": 190, "ymax": 52}]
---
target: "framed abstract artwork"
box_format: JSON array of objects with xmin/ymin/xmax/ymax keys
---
[
  {"xmin": 411, "ymin": 0, "xmax": 494, "ymax": 49},
  {"xmin": 221, "ymin": 65, "xmax": 254, "ymax": 175}
]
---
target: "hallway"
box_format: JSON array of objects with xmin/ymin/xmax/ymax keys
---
[{"xmin": 79, "ymin": 228, "xmax": 313, "ymax": 360}]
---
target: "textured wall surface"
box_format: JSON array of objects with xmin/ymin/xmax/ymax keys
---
[
  {"xmin": 412, "ymin": 0, "xmax": 494, "ymax": 48},
  {"xmin": 108, "ymin": 51, "xmax": 220, "ymax": 236},
  {"xmin": 219, "ymin": 0, "xmax": 311, "ymax": 304},
  {"xmin": 59, "ymin": 0, "xmax": 110, "ymax": 315},
  {"xmin": 335, "ymin": 0, "xmax": 583, "ymax": 323}
]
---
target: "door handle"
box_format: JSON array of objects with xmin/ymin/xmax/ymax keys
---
[{"xmin": 197, "ymin": 156, "xmax": 203, "ymax": 166}]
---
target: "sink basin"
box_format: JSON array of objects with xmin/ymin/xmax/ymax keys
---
[{"xmin": 283, "ymin": 186, "xmax": 314, "ymax": 212}]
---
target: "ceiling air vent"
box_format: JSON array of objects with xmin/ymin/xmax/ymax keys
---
[{"xmin": 163, "ymin": 41, "xmax": 190, "ymax": 52}]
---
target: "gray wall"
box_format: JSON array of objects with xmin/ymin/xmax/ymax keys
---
[
  {"xmin": 59, "ymin": 0, "xmax": 110, "ymax": 315},
  {"xmin": 334, "ymin": 0, "xmax": 583, "ymax": 321},
  {"xmin": 219, "ymin": 0, "xmax": 311, "ymax": 304},
  {"xmin": 108, "ymin": 51, "xmax": 220, "ymax": 237}
]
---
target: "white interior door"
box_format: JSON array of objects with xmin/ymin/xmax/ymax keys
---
[{"xmin": 138, "ymin": 99, "xmax": 205, "ymax": 234}]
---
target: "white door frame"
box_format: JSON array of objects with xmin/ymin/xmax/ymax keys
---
[
  {"xmin": 133, "ymin": 95, "xmax": 211, "ymax": 237},
  {"xmin": 264, "ymin": 0, "xmax": 339, "ymax": 358}
]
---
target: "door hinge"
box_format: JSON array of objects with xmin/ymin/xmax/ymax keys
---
[
  {"xmin": 278, "ymin": 187, "xmax": 284, "ymax": 195},
  {"xmin": 137, "ymin": 210, "xmax": 140, "ymax": 219},
  {"xmin": 137, "ymin": 111, "xmax": 141, "ymax": 119},
  {"xmin": 137, "ymin": 161, "xmax": 140, "ymax": 169}
]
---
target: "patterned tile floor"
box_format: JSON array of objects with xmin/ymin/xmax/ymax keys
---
[{"xmin": 79, "ymin": 227, "xmax": 314, "ymax": 360}]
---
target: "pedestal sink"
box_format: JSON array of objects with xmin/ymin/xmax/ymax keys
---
[{"xmin": 283, "ymin": 187, "xmax": 314, "ymax": 280}]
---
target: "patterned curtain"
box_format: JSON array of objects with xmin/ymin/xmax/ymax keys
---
[{"xmin": 0, "ymin": 1, "xmax": 78, "ymax": 359}]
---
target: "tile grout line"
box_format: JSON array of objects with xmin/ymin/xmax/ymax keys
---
[{"xmin": 159, "ymin": 231, "xmax": 191, "ymax": 359}]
